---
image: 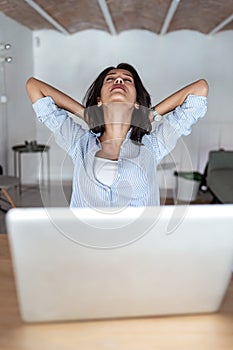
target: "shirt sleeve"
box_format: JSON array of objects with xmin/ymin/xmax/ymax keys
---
[
  {"xmin": 150, "ymin": 94, "xmax": 208, "ymax": 163},
  {"xmin": 32, "ymin": 96, "xmax": 86, "ymax": 157}
]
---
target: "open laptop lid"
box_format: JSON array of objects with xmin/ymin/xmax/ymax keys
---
[{"xmin": 6, "ymin": 204, "xmax": 233, "ymax": 322}]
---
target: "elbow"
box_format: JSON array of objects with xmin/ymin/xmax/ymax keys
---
[
  {"xmin": 25, "ymin": 77, "xmax": 42, "ymax": 103},
  {"xmin": 196, "ymin": 79, "xmax": 209, "ymax": 97},
  {"xmin": 26, "ymin": 77, "xmax": 36, "ymax": 90}
]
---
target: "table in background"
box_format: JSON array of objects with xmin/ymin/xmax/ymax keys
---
[
  {"xmin": 0, "ymin": 234, "xmax": 232, "ymax": 350},
  {"xmin": 12, "ymin": 143, "xmax": 50, "ymax": 191}
]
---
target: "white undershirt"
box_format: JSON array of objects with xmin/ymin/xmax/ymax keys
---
[{"xmin": 94, "ymin": 156, "xmax": 118, "ymax": 186}]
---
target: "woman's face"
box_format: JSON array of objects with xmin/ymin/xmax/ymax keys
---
[{"xmin": 99, "ymin": 69, "xmax": 137, "ymax": 105}]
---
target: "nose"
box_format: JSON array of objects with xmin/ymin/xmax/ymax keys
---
[{"xmin": 114, "ymin": 77, "xmax": 124, "ymax": 84}]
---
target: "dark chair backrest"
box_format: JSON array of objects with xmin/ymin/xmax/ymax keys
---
[{"xmin": 208, "ymin": 150, "xmax": 233, "ymax": 173}]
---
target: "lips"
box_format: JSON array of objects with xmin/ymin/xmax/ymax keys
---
[{"xmin": 110, "ymin": 84, "xmax": 126, "ymax": 92}]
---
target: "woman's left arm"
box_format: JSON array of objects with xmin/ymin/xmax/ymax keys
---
[{"xmin": 150, "ymin": 79, "xmax": 208, "ymax": 121}]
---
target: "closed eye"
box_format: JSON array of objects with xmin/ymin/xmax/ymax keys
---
[{"xmin": 104, "ymin": 76, "xmax": 133, "ymax": 83}]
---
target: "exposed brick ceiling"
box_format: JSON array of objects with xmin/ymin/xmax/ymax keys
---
[{"xmin": 0, "ymin": 0, "xmax": 233, "ymax": 35}]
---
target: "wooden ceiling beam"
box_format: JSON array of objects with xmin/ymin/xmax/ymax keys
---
[
  {"xmin": 23, "ymin": 0, "xmax": 69, "ymax": 34},
  {"xmin": 98, "ymin": 0, "xmax": 117, "ymax": 35},
  {"xmin": 160, "ymin": 0, "xmax": 180, "ymax": 35},
  {"xmin": 209, "ymin": 13, "xmax": 233, "ymax": 35}
]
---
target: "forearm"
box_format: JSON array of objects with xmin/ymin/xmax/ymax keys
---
[
  {"xmin": 26, "ymin": 77, "xmax": 84, "ymax": 118},
  {"xmin": 152, "ymin": 79, "xmax": 208, "ymax": 117}
]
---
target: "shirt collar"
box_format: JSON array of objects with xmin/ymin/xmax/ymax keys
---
[{"xmin": 90, "ymin": 127, "xmax": 133, "ymax": 140}]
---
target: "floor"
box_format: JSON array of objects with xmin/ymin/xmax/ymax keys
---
[
  {"xmin": 0, "ymin": 182, "xmax": 72, "ymax": 233},
  {"xmin": 0, "ymin": 183, "xmax": 214, "ymax": 234}
]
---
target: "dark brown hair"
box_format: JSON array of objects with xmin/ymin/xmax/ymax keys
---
[{"xmin": 82, "ymin": 63, "xmax": 152, "ymax": 143}]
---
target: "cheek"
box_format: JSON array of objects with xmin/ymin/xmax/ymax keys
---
[
  {"xmin": 100, "ymin": 86, "xmax": 107, "ymax": 99},
  {"xmin": 131, "ymin": 88, "xmax": 137, "ymax": 101},
  {"xmin": 130, "ymin": 84, "xmax": 136, "ymax": 95}
]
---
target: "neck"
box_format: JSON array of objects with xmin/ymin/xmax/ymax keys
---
[
  {"xmin": 102, "ymin": 102, "xmax": 133, "ymax": 141},
  {"xmin": 101, "ymin": 124, "xmax": 130, "ymax": 143}
]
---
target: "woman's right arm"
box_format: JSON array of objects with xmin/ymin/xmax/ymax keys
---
[{"xmin": 26, "ymin": 77, "xmax": 84, "ymax": 119}]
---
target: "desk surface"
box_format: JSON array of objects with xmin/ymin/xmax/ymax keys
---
[{"xmin": 0, "ymin": 234, "xmax": 232, "ymax": 350}]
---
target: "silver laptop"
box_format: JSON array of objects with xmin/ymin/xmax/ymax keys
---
[{"xmin": 6, "ymin": 204, "xmax": 233, "ymax": 323}]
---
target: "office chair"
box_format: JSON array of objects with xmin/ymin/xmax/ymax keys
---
[{"xmin": 206, "ymin": 150, "xmax": 233, "ymax": 203}]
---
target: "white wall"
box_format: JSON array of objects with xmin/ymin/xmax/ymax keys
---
[
  {"xmin": 33, "ymin": 28, "xmax": 233, "ymax": 181},
  {"xmin": 0, "ymin": 12, "xmax": 36, "ymax": 182},
  {"xmin": 1, "ymin": 18, "xmax": 232, "ymax": 183}
]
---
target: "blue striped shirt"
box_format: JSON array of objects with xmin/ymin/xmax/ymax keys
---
[{"xmin": 33, "ymin": 95, "xmax": 207, "ymax": 208}]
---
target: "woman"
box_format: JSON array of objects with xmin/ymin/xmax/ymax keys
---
[{"xmin": 26, "ymin": 63, "xmax": 208, "ymax": 208}]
